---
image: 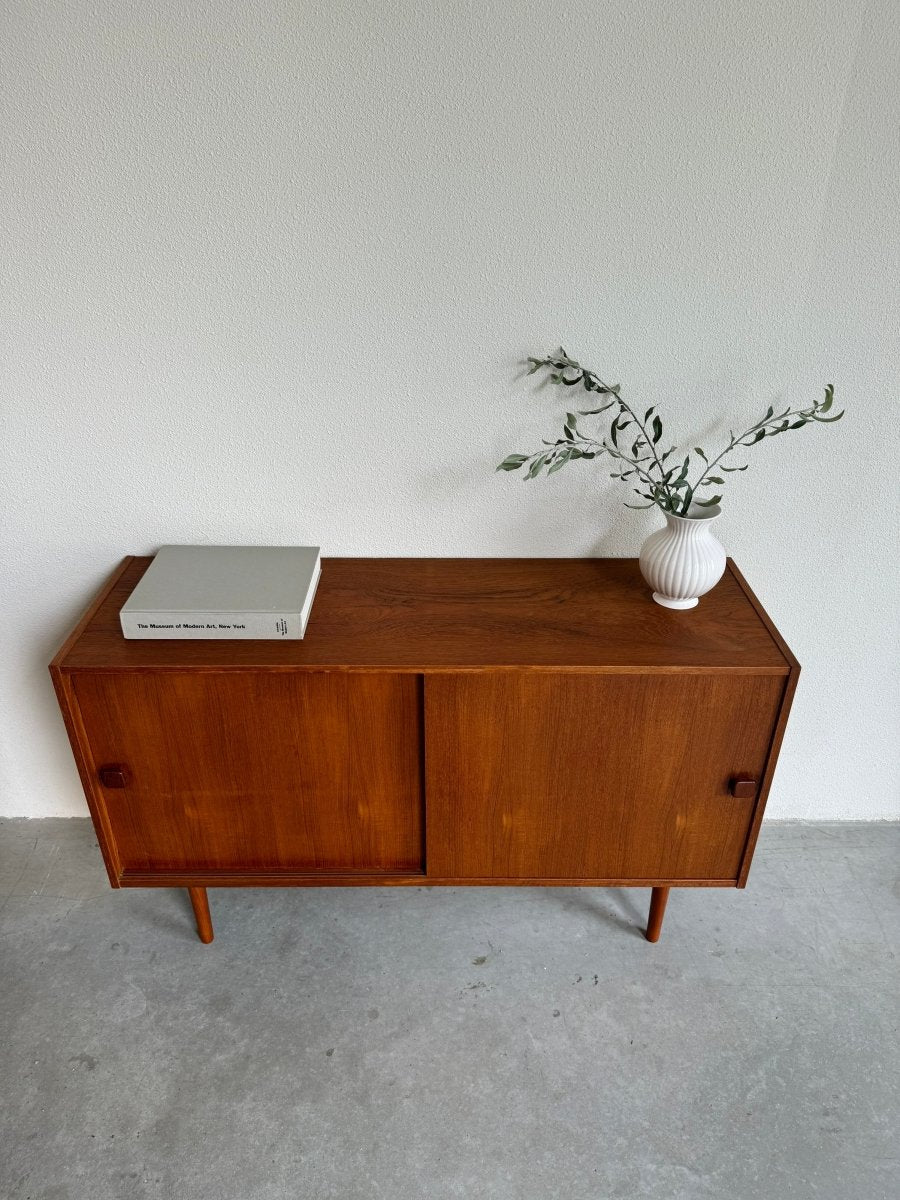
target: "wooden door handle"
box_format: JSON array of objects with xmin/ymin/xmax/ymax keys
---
[
  {"xmin": 729, "ymin": 774, "xmax": 758, "ymax": 798},
  {"xmin": 98, "ymin": 764, "xmax": 129, "ymax": 788}
]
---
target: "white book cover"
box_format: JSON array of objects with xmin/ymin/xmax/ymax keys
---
[{"xmin": 119, "ymin": 545, "xmax": 321, "ymax": 640}]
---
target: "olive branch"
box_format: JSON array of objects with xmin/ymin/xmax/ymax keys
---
[{"xmin": 498, "ymin": 349, "xmax": 843, "ymax": 515}]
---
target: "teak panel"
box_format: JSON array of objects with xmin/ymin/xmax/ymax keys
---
[
  {"xmin": 56, "ymin": 557, "xmax": 791, "ymax": 673},
  {"xmin": 71, "ymin": 672, "xmax": 423, "ymax": 874},
  {"xmin": 425, "ymin": 673, "xmax": 785, "ymax": 881}
]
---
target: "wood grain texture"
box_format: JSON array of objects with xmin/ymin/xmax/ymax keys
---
[
  {"xmin": 55, "ymin": 557, "xmax": 791, "ymax": 673},
  {"xmin": 72, "ymin": 671, "xmax": 424, "ymax": 874},
  {"xmin": 50, "ymin": 556, "xmax": 798, "ymax": 911},
  {"xmin": 425, "ymin": 672, "xmax": 785, "ymax": 881}
]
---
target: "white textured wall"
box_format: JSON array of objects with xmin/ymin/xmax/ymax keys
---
[{"xmin": 2, "ymin": 1, "xmax": 898, "ymax": 818}]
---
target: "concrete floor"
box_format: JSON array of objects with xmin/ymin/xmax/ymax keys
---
[{"xmin": 0, "ymin": 821, "xmax": 897, "ymax": 1200}]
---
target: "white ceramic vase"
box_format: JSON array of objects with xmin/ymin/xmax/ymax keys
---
[{"xmin": 639, "ymin": 505, "xmax": 726, "ymax": 609}]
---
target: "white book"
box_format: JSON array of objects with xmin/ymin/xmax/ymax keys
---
[{"xmin": 120, "ymin": 545, "xmax": 321, "ymax": 640}]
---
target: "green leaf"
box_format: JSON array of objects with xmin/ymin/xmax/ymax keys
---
[
  {"xmin": 497, "ymin": 454, "xmax": 529, "ymax": 471},
  {"xmin": 750, "ymin": 428, "xmax": 766, "ymax": 444},
  {"xmin": 702, "ymin": 476, "xmax": 725, "ymax": 485},
  {"xmin": 820, "ymin": 384, "xmax": 834, "ymax": 413},
  {"xmin": 694, "ymin": 447, "xmax": 707, "ymax": 460},
  {"xmin": 652, "ymin": 415, "xmax": 663, "ymax": 444},
  {"xmin": 525, "ymin": 453, "xmax": 548, "ymax": 479},
  {"xmin": 563, "ymin": 425, "xmax": 575, "ymax": 440},
  {"xmin": 694, "ymin": 495, "xmax": 722, "ymax": 507},
  {"xmin": 566, "ymin": 413, "xmax": 578, "ymax": 427},
  {"xmin": 578, "ymin": 402, "xmax": 615, "ymax": 415},
  {"xmin": 610, "ymin": 422, "xmax": 619, "ymax": 448},
  {"xmin": 722, "ymin": 464, "xmax": 748, "ymax": 472},
  {"xmin": 789, "ymin": 420, "xmax": 807, "ymax": 429},
  {"xmin": 644, "ymin": 407, "xmax": 654, "ymax": 421},
  {"xmin": 812, "ymin": 411, "xmax": 844, "ymax": 422}
]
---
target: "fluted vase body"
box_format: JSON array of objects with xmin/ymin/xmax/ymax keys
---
[{"xmin": 639, "ymin": 506, "xmax": 726, "ymax": 609}]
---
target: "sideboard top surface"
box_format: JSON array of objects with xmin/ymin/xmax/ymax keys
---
[{"xmin": 53, "ymin": 557, "xmax": 795, "ymax": 673}]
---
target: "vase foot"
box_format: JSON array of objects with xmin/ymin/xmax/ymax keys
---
[{"xmin": 652, "ymin": 592, "xmax": 698, "ymax": 610}]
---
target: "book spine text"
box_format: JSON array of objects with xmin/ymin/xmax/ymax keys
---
[{"xmin": 120, "ymin": 613, "xmax": 305, "ymax": 640}]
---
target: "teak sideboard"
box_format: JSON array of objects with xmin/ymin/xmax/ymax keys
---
[{"xmin": 50, "ymin": 557, "xmax": 799, "ymax": 945}]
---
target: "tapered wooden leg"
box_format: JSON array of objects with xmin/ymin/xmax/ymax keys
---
[
  {"xmin": 645, "ymin": 886, "xmax": 669, "ymax": 943},
  {"xmin": 188, "ymin": 886, "xmax": 214, "ymax": 943}
]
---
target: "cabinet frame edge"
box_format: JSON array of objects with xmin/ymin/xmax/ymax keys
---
[
  {"xmin": 117, "ymin": 872, "xmax": 740, "ymax": 888},
  {"xmin": 49, "ymin": 558, "xmax": 135, "ymax": 886},
  {"xmin": 735, "ymin": 666, "xmax": 800, "ymax": 886},
  {"xmin": 48, "ymin": 668, "xmax": 122, "ymax": 886},
  {"xmin": 726, "ymin": 558, "xmax": 799, "ymax": 671},
  {"xmin": 727, "ymin": 559, "xmax": 801, "ymax": 887}
]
